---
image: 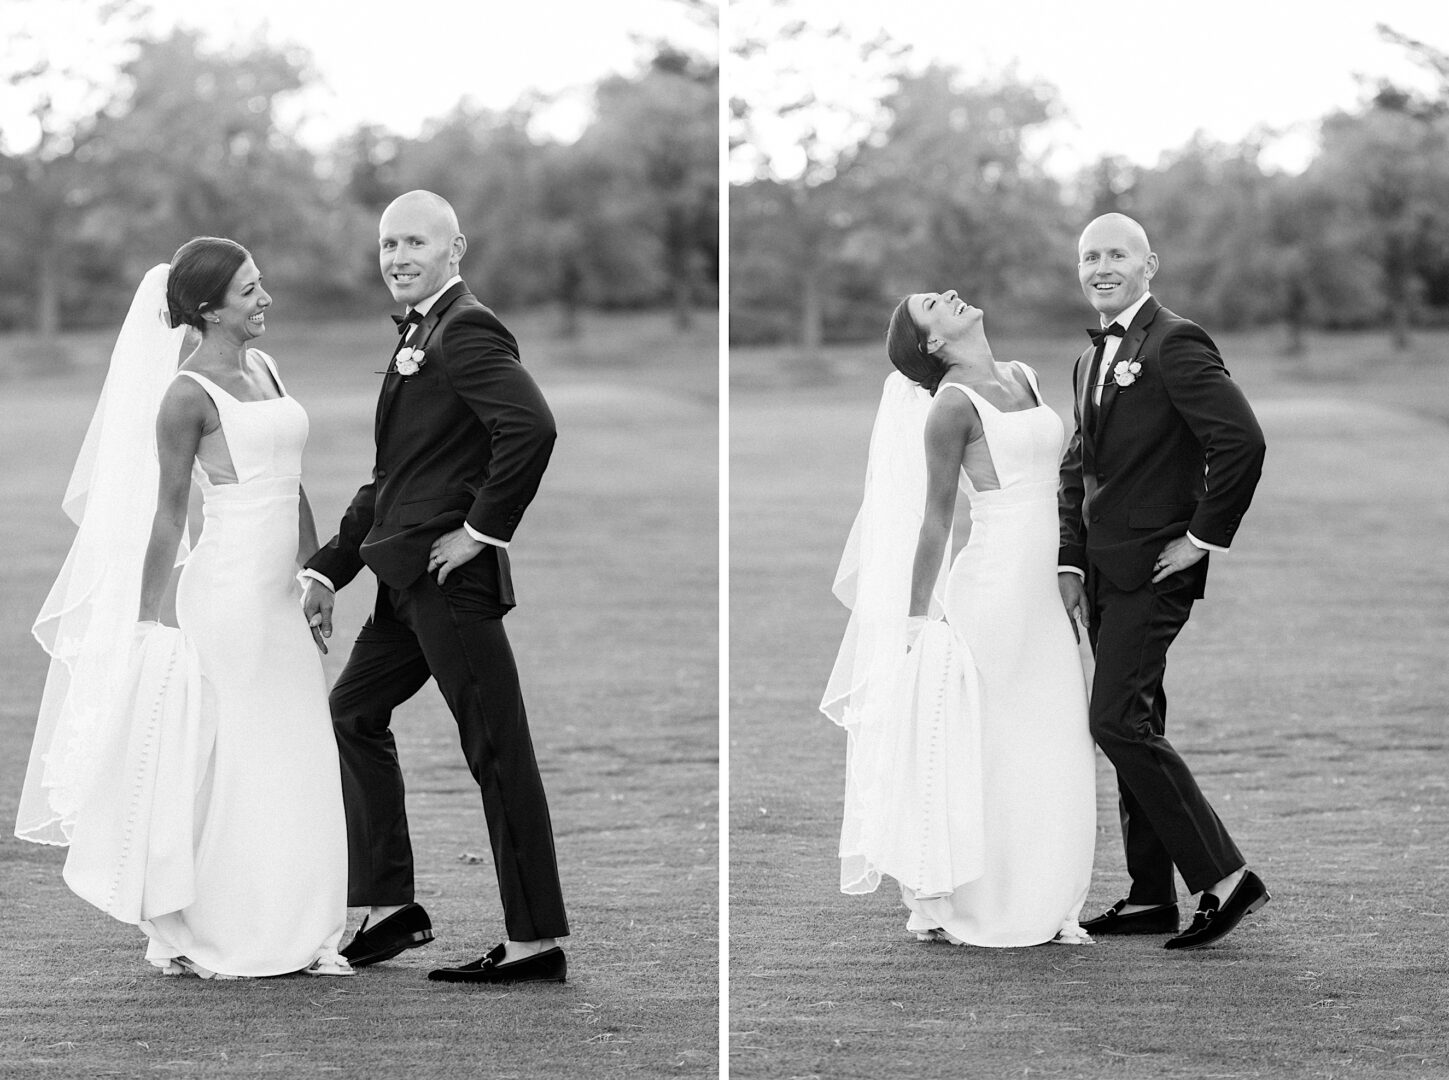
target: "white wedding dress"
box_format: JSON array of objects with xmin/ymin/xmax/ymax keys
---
[
  {"xmin": 898, "ymin": 368, "xmax": 1096, "ymax": 946},
  {"xmin": 125, "ymin": 354, "xmax": 349, "ymax": 976},
  {"xmin": 824, "ymin": 364, "xmax": 1095, "ymax": 948}
]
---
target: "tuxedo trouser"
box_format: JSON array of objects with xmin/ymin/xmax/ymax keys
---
[
  {"xmin": 1088, "ymin": 567, "xmax": 1244, "ymax": 900},
  {"xmin": 328, "ymin": 550, "xmax": 569, "ymax": 941}
]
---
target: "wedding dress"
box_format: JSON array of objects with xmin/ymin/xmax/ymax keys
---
[
  {"xmin": 127, "ymin": 355, "xmax": 349, "ymax": 976},
  {"xmin": 16, "ymin": 267, "xmax": 348, "ymax": 977},
  {"xmin": 823, "ymin": 364, "xmax": 1095, "ymax": 947}
]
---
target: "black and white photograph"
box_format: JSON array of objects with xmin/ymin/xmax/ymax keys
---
[
  {"xmin": 0, "ymin": 0, "xmax": 718, "ymax": 1076},
  {"xmin": 11, "ymin": 0, "xmax": 1449, "ymax": 1076},
  {"xmin": 729, "ymin": 0, "xmax": 1449, "ymax": 1077}
]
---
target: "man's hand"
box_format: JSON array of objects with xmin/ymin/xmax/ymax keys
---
[
  {"xmin": 302, "ymin": 579, "xmax": 334, "ymax": 654},
  {"xmin": 430, "ymin": 527, "xmax": 486, "ymax": 585},
  {"xmin": 1152, "ymin": 536, "xmax": 1207, "ymax": 584},
  {"xmin": 1058, "ymin": 572, "xmax": 1089, "ymax": 643}
]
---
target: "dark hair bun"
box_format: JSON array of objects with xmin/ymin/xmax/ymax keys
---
[
  {"xmin": 166, "ymin": 237, "xmax": 251, "ymax": 332},
  {"xmin": 886, "ymin": 297, "xmax": 947, "ymax": 393}
]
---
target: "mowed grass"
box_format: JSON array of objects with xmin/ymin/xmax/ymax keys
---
[
  {"xmin": 729, "ymin": 326, "xmax": 1449, "ymax": 1079},
  {"xmin": 0, "ymin": 308, "xmax": 718, "ymax": 1078}
]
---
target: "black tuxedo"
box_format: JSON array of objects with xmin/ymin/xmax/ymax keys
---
[
  {"xmin": 1058, "ymin": 296, "xmax": 1266, "ymax": 901},
  {"xmin": 308, "ymin": 282, "xmax": 568, "ymax": 941}
]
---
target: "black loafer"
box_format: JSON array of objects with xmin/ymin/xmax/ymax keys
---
[
  {"xmin": 1165, "ymin": 871, "xmax": 1270, "ymax": 951},
  {"xmin": 1080, "ymin": 899, "xmax": 1180, "ymax": 935},
  {"xmin": 340, "ymin": 903, "xmax": 435, "ymax": 967},
  {"xmin": 427, "ymin": 943, "xmax": 566, "ymax": 985}
]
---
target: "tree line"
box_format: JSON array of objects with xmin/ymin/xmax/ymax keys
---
[
  {"xmin": 0, "ymin": 25, "xmax": 718, "ymax": 337},
  {"xmin": 730, "ymin": 23, "xmax": 1449, "ymax": 351}
]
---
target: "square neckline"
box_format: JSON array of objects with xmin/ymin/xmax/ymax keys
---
[
  {"xmin": 938, "ymin": 362, "xmax": 1043, "ymax": 414},
  {"xmin": 179, "ymin": 349, "xmax": 287, "ymax": 404}
]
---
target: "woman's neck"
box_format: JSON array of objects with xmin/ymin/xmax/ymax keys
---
[
  {"xmin": 936, "ymin": 337, "xmax": 996, "ymax": 383},
  {"xmin": 186, "ymin": 332, "xmax": 249, "ymax": 373}
]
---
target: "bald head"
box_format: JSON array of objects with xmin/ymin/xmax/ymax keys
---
[
  {"xmin": 378, "ymin": 190, "xmax": 466, "ymax": 307},
  {"xmin": 383, "ymin": 189, "xmax": 460, "ymax": 235},
  {"xmin": 1077, "ymin": 213, "xmax": 1157, "ymax": 320}
]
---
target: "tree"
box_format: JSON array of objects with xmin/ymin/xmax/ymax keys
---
[
  {"xmin": 582, "ymin": 48, "xmax": 718, "ymax": 329},
  {"xmin": 1304, "ymin": 102, "xmax": 1449, "ymax": 346},
  {"xmin": 729, "ymin": 9, "xmax": 908, "ymax": 350},
  {"xmin": 1, "ymin": 23, "xmax": 340, "ymax": 332},
  {"xmin": 1124, "ymin": 136, "xmax": 1283, "ymax": 329},
  {"xmin": 0, "ymin": 0, "xmax": 149, "ymax": 334},
  {"xmin": 849, "ymin": 64, "xmax": 1076, "ymax": 330}
]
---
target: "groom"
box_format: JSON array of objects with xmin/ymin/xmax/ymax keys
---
[
  {"xmin": 1058, "ymin": 213, "xmax": 1269, "ymax": 950},
  {"xmin": 302, "ymin": 190, "xmax": 569, "ymax": 983}
]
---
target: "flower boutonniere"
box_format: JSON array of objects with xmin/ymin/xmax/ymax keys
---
[
  {"xmin": 393, "ymin": 346, "xmax": 426, "ymax": 376},
  {"xmin": 1111, "ymin": 356, "xmax": 1143, "ymax": 388}
]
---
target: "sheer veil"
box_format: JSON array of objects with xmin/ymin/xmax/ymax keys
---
[
  {"xmin": 820, "ymin": 371, "xmax": 944, "ymax": 725},
  {"xmin": 15, "ymin": 263, "xmax": 191, "ymax": 845},
  {"xmin": 820, "ymin": 371, "xmax": 986, "ymax": 898}
]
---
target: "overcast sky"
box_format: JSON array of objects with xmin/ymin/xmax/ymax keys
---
[
  {"xmin": 730, "ymin": 0, "xmax": 1449, "ymax": 180},
  {"xmin": 2, "ymin": 0, "xmax": 716, "ymax": 151}
]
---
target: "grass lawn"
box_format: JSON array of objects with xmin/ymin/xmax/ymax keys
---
[
  {"xmin": 729, "ymin": 325, "xmax": 1449, "ymax": 1079},
  {"xmin": 0, "ymin": 307, "xmax": 718, "ymax": 1078}
]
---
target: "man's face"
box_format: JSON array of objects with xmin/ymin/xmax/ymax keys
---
[
  {"xmin": 378, "ymin": 202, "xmax": 460, "ymax": 306},
  {"xmin": 1078, "ymin": 221, "xmax": 1157, "ymax": 321}
]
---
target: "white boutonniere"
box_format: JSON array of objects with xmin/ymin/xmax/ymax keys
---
[
  {"xmin": 1111, "ymin": 357, "xmax": 1143, "ymax": 387},
  {"xmin": 394, "ymin": 346, "xmax": 426, "ymax": 376}
]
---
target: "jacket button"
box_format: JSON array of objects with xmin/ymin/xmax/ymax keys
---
[
  {"xmin": 1090, "ymin": 513, "xmax": 1101, "ymax": 523},
  {"xmin": 376, "ymin": 469, "xmax": 388, "ymax": 479}
]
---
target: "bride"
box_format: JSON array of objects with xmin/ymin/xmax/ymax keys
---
[
  {"xmin": 16, "ymin": 238, "xmax": 351, "ymax": 978},
  {"xmin": 822, "ymin": 288, "xmax": 1096, "ymax": 947}
]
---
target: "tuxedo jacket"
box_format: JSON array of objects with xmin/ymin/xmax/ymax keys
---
[
  {"xmin": 309, "ymin": 282, "xmax": 556, "ymax": 596},
  {"xmin": 1057, "ymin": 296, "xmax": 1265, "ymax": 598}
]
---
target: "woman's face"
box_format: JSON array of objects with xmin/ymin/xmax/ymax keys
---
[
  {"xmin": 206, "ymin": 257, "xmax": 271, "ymax": 341},
  {"xmin": 907, "ymin": 289, "xmax": 981, "ymax": 350}
]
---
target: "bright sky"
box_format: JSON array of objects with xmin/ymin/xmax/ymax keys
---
[
  {"xmin": 730, "ymin": 0, "xmax": 1449, "ymax": 180},
  {"xmin": 2, "ymin": 0, "xmax": 716, "ymax": 152}
]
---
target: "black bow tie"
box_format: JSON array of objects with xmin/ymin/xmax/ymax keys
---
[
  {"xmin": 392, "ymin": 309, "xmax": 423, "ymax": 333},
  {"xmin": 1087, "ymin": 323, "xmax": 1126, "ymax": 347}
]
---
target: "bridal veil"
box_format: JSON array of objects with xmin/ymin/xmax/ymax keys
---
[
  {"xmin": 15, "ymin": 265, "xmax": 198, "ymax": 857},
  {"xmin": 820, "ymin": 371, "xmax": 986, "ymax": 899}
]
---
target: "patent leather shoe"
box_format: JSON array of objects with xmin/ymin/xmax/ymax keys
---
[
  {"xmin": 428, "ymin": 943, "xmax": 567, "ymax": 985},
  {"xmin": 1080, "ymin": 899, "xmax": 1179, "ymax": 935},
  {"xmin": 340, "ymin": 903, "xmax": 434, "ymax": 967},
  {"xmin": 1165, "ymin": 871, "xmax": 1270, "ymax": 951}
]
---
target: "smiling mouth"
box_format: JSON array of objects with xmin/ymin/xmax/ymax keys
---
[
  {"xmin": 1092, "ymin": 282, "xmax": 1118, "ymax": 291},
  {"xmin": 953, "ymin": 300, "xmax": 968, "ymax": 315},
  {"xmin": 392, "ymin": 272, "xmax": 420, "ymax": 284}
]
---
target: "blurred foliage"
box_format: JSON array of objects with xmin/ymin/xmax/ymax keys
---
[
  {"xmin": 731, "ymin": 21, "xmax": 1449, "ymax": 351},
  {"xmin": 0, "ymin": 22, "xmax": 718, "ymax": 337}
]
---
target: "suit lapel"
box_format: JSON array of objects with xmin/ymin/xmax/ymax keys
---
[
  {"xmin": 1075, "ymin": 345, "xmax": 1098, "ymax": 452},
  {"xmin": 374, "ymin": 282, "xmax": 471, "ymax": 444},
  {"xmin": 1093, "ymin": 297, "xmax": 1159, "ymax": 436}
]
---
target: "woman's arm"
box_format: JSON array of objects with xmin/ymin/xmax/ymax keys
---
[
  {"xmin": 297, "ymin": 483, "xmax": 321, "ymax": 566},
  {"xmin": 908, "ymin": 393, "xmax": 978, "ymax": 617},
  {"xmin": 137, "ymin": 380, "xmax": 208, "ymax": 622}
]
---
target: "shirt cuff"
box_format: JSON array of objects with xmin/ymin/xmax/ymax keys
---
[
  {"xmin": 463, "ymin": 522, "xmax": 509, "ymax": 549},
  {"xmin": 298, "ymin": 568, "xmax": 335, "ymax": 592},
  {"xmin": 1057, "ymin": 565, "xmax": 1086, "ymax": 579},
  {"xmin": 1185, "ymin": 531, "xmax": 1227, "ymax": 554}
]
